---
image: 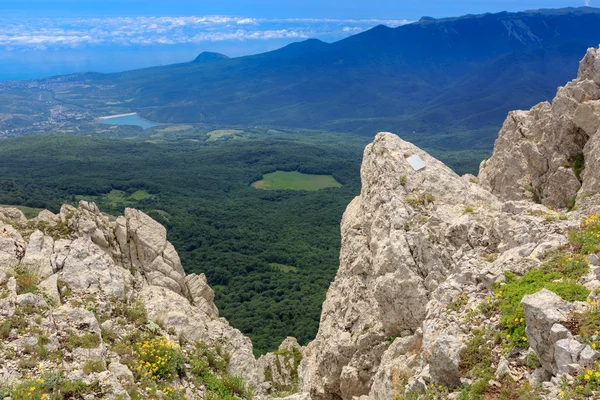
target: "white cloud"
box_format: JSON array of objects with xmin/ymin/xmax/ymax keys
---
[
  {"xmin": 0, "ymin": 16, "xmax": 413, "ymax": 49},
  {"xmin": 585, "ymin": 0, "xmax": 591, "ymax": 6}
]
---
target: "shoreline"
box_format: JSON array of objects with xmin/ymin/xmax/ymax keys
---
[{"xmin": 98, "ymin": 112, "xmax": 137, "ymax": 120}]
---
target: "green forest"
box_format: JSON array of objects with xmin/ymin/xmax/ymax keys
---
[
  {"xmin": 0, "ymin": 129, "xmax": 366, "ymax": 355},
  {"xmin": 0, "ymin": 126, "xmax": 489, "ymax": 354}
]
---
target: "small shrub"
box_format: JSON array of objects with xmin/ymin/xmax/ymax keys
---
[
  {"xmin": 570, "ymin": 215, "xmax": 600, "ymax": 254},
  {"xmin": 525, "ymin": 351, "xmax": 541, "ymax": 370},
  {"xmin": 400, "ymin": 175, "xmax": 407, "ymax": 186},
  {"xmin": 66, "ymin": 332, "xmax": 101, "ymax": 349},
  {"xmin": 222, "ymin": 374, "xmax": 251, "ymax": 398},
  {"xmin": 464, "ymin": 206, "xmax": 474, "ymax": 213},
  {"xmin": 83, "ymin": 359, "xmax": 106, "ymax": 375},
  {"xmin": 459, "ymin": 329, "xmax": 491, "ymax": 374},
  {"xmin": 14, "ymin": 265, "xmax": 39, "ymax": 295},
  {"xmin": 447, "ymin": 292, "xmax": 469, "ymax": 312},
  {"xmin": 539, "ymin": 251, "xmax": 590, "ymax": 281}
]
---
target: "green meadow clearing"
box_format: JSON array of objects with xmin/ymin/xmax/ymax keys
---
[{"xmin": 251, "ymin": 171, "xmax": 343, "ymax": 191}]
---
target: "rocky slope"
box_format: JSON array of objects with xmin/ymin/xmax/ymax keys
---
[
  {"xmin": 0, "ymin": 202, "xmax": 260, "ymax": 399},
  {"xmin": 286, "ymin": 47, "xmax": 600, "ymax": 400}
]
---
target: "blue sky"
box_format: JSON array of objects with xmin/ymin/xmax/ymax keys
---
[
  {"xmin": 0, "ymin": 0, "xmax": 595, "ymax": 80},
  {"xmin": 0, "ymin": 0, "xmax": 593, "ymax": 18}
]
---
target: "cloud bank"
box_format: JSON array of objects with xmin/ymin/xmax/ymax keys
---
[{"xmin": 0, "ymin": 16, "xmax": 412, "ymax": 50}]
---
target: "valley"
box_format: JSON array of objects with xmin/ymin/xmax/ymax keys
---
[{"xmin": 0, "ymin": 129, "xmax": 365, "ymax": 355}]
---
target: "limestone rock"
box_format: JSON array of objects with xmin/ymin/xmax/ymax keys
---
[
  {"xmin": 21, "ymin": 230, "xmax": 54, "ymax": 279},
  {"xmin": 479, "ymin": 47, "xmax": 600, "ymax": 208},
  {"xmin": 109, "ymin": 361, "xmax": 134, "ymax": 381},
  {"xmin": 38, "ymin": 273, "xmax": 61, "ymax": 305},
  {"xmin": 554, "ymin": 339, "xmax": 586, "ymax": 374},
  {"xmin": 521, "ymin": 289, "xmax": 573, "ymax": 374},
  {"xmin": 428, "ymin": 334, "xmax": 463, "ymax": 388},
  {"xmin": 185, "ymin": 273, "xmax": 218, "ymax": 317},
  {"xmin": 0, "ymin": 207, "xmax": 27, "ymax": 221},
  {"xmin": 118, "ymin": 208, "xmax": 188, "ymax": 296},
  {"xmin": 0, "ymin": 223, "xmax": 26, "ymax": 271},
  {"xmin": 258, "ymin": 337, "xmax": 303, "ymax": 395},
  {"xmin": 58, "ymin": 237, "xmax": 134, "ymax": 299}
]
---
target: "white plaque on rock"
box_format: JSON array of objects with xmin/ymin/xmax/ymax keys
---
[{"xmin": 406, "ymin": 154, "xmax": 425, "ymax": 171}]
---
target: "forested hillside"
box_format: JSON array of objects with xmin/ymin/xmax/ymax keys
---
[{"xmin": 0, "ymin": 131, "xmax": 364, "ymax": 354}]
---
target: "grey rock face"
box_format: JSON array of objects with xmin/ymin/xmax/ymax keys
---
[
  {"xmin": 521, "ymin": 289, "xmax": 574, "ymax": 374},
  {"xmin": 117, "ymin": 209, "xmax": 188, "ymax": 296},
  {"xmin": 479, "ymin": 47, "xmax": 600, "ymax": 208},
  {"xmin": 258, "ymin": 337, "xmax": 303, "ymax": 395},
  {"xmin": 186, "ymin": 273, "xmax": 219, "ymax": 317},
  {"xmin": 0, "ymin": 201, "xmax": 263, "ymax": 396}
]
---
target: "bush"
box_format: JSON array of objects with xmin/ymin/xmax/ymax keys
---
[
  {"xmin": 14, "ymin": 265, "xmax": 39, "ymax": 295},
  {"xmin": 134, "ymin": 337, "xmax": 186, "ymax": 381},
  {"xmin": 570, "ymin": 215, "xmax": 600, "ymax": 254},
  {"xmin": 83, "ymin": 359, "xmax": 106, "ymax": 374},
  {"xmin": 66, "ymin": 332, "xmax": 101, "ymax": 349}
]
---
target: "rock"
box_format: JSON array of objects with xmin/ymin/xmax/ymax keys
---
[
  {"xmin": 521, "ymin": 289, "xmax": 573, "ymax": 374},
  {"xmin": 529, "ymin": 368, "xmax": 551, "ymax": 385},
  {"xmin": 479, "ymin": 47, "xmax": 600, "ymax": 208},
  {"xmin": 21, "ymin": 230, "xmax": 54, "ymax": 279},
  {"xmin": 38, "ymin": 273, "xmax": 61, "ymax": 305},
  {"xmin": 495, "ymin": 358, "xmax": 510, "ymax": 378},
  {"xmin": 259, "ymin": 337, "xmax": 303, "ymax": 395},
  {"xmin": 0, "ymin": 207, "xmax": 26, "ymax": 221},
  {"xmin": 35, "ymin": 209, "xmax": 60, "ymax": 224},
  {"xmin": 52, "ymin": 304, "xmax": 100, "ymax": 334},
  {"xmin": 579, "ymin": 345, "xmax": 600, "ymax": 367},
  {"xmin": 428, "ymin": 334, "xmax": 463, "ymax": 388},
  {"xmin": 58, "ymin": 237, "xmax": 133, "ymax": 299},
  {"xmin": 548, "ymin": 323, "xmax": 572, "ymax": 343},
  {"xmin": 138, "ymin": 285, "xmax": 260, "ymax": 388},
  {"xmin": 109, "ymin": 362, "xmax": 134, "ymax": 381},
  {"xmin": 118, "ymin": 209, "xmax": 188, "ymax": 296},
  {"xmin": 589, "ymin": 253, "xmax": 600, "ymax": 266},
  {"xmin": 185, "ymin": 273, "xmax": 218, "ymax": 317},
  {"xmin": 0, "ymin": 223, "xmax": 26, "ymax": 272},
  {"xmin": 554, "ymin": 339, "xmax": 586, "ymax": 374},
  {"xmin": 16, "ymin": 293, "xmax": 48, "ymax": 309}
]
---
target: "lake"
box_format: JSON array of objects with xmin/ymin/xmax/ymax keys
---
[{"xmin": 98, "ymin": 113, "xmax": 158, "ymax": 129}]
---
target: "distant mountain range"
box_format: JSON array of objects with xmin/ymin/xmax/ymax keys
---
[{"xmin": 49, "ymin": 7, "xmax": 600, "ymax": 151}]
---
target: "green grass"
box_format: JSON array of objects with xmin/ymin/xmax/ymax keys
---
[
  {"xmin": 497, "ymin": 269, "xmax": 589, "ymax": 348},
  {"xmin": 251, "ymin": 171, "xmax": 342, "ymax": 191}
]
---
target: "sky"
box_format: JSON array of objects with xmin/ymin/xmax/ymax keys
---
[{"xmin": 0, "ymin": 0, "xmax": 595, "ymax": 80}]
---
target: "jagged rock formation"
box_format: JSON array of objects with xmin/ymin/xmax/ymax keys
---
[
  {"xmin": 0, "ymin": 203, "xmax": 260, "ymax": 398},
  {"xmin": 479, "ymin": 47, "xmax": 600, "ymax": 209},
  {"xmin": 289, "ymin": 47, "xmax": 600, "ymax": 400}
]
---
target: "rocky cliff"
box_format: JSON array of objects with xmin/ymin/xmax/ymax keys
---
[
  {"xmin": 289, "ymin": 47, "xmax": 600, "ymax": 400},
  {"xmin": 0, "ymin": 202, "xmax": 260, "ymax": 399}
]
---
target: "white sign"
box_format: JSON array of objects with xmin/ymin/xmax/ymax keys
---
[{"xmin": 406, "ymin": 154, "xmax": 426, "ymax": 171}]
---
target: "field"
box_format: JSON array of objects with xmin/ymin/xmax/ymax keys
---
[{"xmin": 251, "ymin": 171, "xmax": 342, "ymax": 191}]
